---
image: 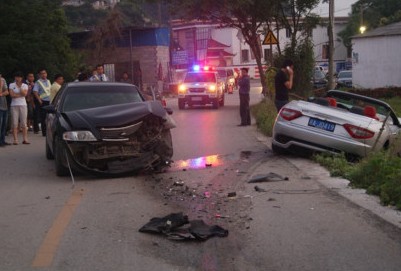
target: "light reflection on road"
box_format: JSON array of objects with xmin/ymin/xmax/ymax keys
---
[{"xmin": 171, "ymin": 154, "xmax": 226, "ymax": 171}]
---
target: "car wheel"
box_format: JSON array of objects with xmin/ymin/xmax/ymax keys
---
[
  {"xmin": 178, "ymin": 99, "xmax": 185, "ymax": 110},
  {"xmin": 54, "ymin": 137, "xmax": 69, "ymax": 177},
  {"xmin": 219, "ymin": 95, "xmax": 225, "ymax": 106},
  {"xmin": 212, "ymin": 99, "xmax": 219, "ymax": 109},
  {"xmin": 46, "ymin": 139, "xmax": 54, "ymax": 160},
  {"xmin": 271, "ymin": 143, "xmax": 288, "ymax": 155},
  {"xmin": 153, "ymin": 130, "xmax": 173, "ymax": 172}
]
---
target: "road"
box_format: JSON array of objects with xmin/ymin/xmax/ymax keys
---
[{"xmin": 1, "ymin": 82, "xmax": 401, "ymax": 271}]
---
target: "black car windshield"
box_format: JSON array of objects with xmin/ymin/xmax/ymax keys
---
[
  {"xmin": 184, "ymin": 72, "xmax": 216, "ymax": 83},
  {"xmin": 62, "ymin": 85, "xmax": 143, "ymax": 112}
]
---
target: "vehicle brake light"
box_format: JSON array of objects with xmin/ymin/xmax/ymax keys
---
[
  {"xmin": 343, "ymin": 124, "xmax": 375, "ymax": 139},
  {"xmin": 279, "ymin": 108, "xmax": 302, "ymax": 121}
]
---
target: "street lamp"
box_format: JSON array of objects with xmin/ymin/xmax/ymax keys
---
[{"xmin": 360, "ymin": 4, "xmax": 367, "ymax": 34}]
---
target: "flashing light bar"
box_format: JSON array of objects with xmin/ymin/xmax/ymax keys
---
[{"xmin": 192, "ymin": 65, "xmax": 214, "ymax": 72}]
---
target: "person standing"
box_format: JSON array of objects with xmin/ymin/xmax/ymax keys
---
[
  {"xmin": 0, "ymin": 74, "xmax": 10, "ymax": 146},
  {"xmin": 50, "ymin": 74, "xmax": 64, "ymax": 102},
  {"xmin": 119, "ymin": 72, "xmax": 132, "ymax": 83},
  {"xmin": 90, "ymin": 64, "xmax": 109, "ymax": 82},
  {"xmin": 237, "ymin": 67, "xmax": 251, "ymax": 126},
  {"xmin": 274, "ymin": 59, "xmax": 294, "ymax": 112},
  {"xmin": 25, "ymin": 72, "xmax": 36, "ymax": 132},
  {"xmin": 33, "ymin": 68, "xmax": 51, "ymax": 136},
  {"xmin": 9, "ymin": 72, "xmax": 29, "ymax": 145}
]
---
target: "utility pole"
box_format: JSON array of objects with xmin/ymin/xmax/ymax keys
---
[{"xmin": 328, "ymin": 0, "xmax": 335, "ymax": 89}]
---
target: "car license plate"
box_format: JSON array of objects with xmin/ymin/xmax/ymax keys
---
[
  {"xmin": 308, "ymin": 118, "xmax": 336, "ymax": 132},
  {"xmin": 191, "ymin": 97, "xmax": 202, "ymax": 101}
]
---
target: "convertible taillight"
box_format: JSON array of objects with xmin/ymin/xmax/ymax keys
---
[
  {"xmin": 280, "ymin": 108, "xmax": 302, "ymax": 121},
  {"xmin": 343, "ymin": 124, "xmax": 375, "ymax": 139}
]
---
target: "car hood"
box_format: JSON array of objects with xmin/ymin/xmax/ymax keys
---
[{"xmin": 63, "ymin": 101, "xmax": 168, "ymax": 131}]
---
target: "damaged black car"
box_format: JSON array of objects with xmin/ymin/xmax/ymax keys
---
[{"xmin": 44, "ymin": 82, "xmax": 175, "ymax": 177}]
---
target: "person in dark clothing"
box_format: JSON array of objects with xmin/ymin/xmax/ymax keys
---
[
  {"xmin": 274, "ymin": 59, "xmax": 294, "ymax": 112},
  {"xmin": 238, "ymin": 67, "xmax": 251, "ymax": 126}
]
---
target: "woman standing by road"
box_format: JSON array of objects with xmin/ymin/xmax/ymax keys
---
[{"xmin": 9, "ymin": 71, "xmax": 30, "ymax": 145}]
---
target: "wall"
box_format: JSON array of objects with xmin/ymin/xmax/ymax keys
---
[{"xmin": 352, "ymin": 35, "xmax": 401, "ymax": 88}]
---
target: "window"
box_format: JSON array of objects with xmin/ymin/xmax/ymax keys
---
[
  {"xmin": 322, "ymin": 44, "xmax": 330, "ymax": 60},
  {"xmin": 241, "ymin": 49, "xmax": 249, "ymax": 62},
  {"xmin": 286, "ymin": 28, "xmax": 291, "ymax": 38},
  {"xmin": 264, "ymin": 49, "xmax": 272, "ymax": 62}
]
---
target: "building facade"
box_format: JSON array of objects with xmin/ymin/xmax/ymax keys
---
[{"xmin": 352, "ymin": 21, "xmax": 401, "ymax": 89}]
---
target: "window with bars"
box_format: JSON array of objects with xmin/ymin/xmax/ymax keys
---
[
  {"xmin": 241, "ymin": 49, "xmax": 249, "ymax": 62},
  {"xmin": 322, "ymin": 44, "xmax": 330, "ymax": 60}
]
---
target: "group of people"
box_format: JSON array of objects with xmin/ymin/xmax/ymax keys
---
[
  {"xmin": 237, "ymin": 59, "xmax": 294, "ymax": 126},
  {"xmin": 0, "ymin": 69, "xmax": 64, "ymax": 146}
]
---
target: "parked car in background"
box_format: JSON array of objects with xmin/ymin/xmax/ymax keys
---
[
  {"xmin": 311, "ymin": 69, "xmax": 328, "ymax": 89},
  {"xmin": 44, "ymin": 82, "xmax": 175, "ymax": 177},
  {"xmin": 272, "ymin": 90, "xmax": 401, "ymax": 159},
  {"xmin": 336, "ymin": 70, "xmax": 353, "ymax": 88}
]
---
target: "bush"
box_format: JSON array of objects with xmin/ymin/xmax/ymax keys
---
[
  {"xmin": 251, "ymin": 98, "xmax": 277, "ymax": 136},
  {"xmin": 313, "ymin": 153, "xmax": 353, "ymax": 178}
]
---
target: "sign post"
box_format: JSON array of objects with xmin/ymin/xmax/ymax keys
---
[{"xmin": 262, "ymin": 30, "xmax": 278, "ymax": 66}]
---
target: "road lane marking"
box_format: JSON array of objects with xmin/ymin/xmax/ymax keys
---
[{"xmin": 32, "ymin": 188, "xmax": 85, "ymax": 268}]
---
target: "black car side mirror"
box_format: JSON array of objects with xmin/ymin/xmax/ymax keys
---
[{"xmin": 43, "ymin": 104, "xmax": 56, "ymax": 113}]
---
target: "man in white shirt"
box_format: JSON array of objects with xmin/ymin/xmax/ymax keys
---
[{"xmin": 90, "ymin": 64, "xmax": 109, "ymax": 82}]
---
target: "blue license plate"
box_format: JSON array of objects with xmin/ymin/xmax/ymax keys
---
[{"xmin": 308, "ymin": 118, "xmax": 336, "ymax": 132}]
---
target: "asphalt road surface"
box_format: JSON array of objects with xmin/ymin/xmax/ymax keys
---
[{"xmin": 1, "ymin": 82, "xmax": 401, "ymax": 271}]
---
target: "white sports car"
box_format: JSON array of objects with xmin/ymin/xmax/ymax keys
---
[{"xmin": 272, "ymin": 90, "xmax": 401, "ymax": 158}]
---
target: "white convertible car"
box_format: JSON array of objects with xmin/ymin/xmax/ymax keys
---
[{"xmin": 272, "ymin": 90, "xmax": 401, "ymax": 158}]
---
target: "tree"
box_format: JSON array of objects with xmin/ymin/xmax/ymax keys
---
[
  {"xmin": 166, "ymin": 0, "xmax": 319, "ymax": 97},
  {"xmin": 339, "ymin": 0, "xmax": 401, "ymax": 56},
  {"xmin": 0, "ymin": 0, "xmax": 78, "ymax": 81}
]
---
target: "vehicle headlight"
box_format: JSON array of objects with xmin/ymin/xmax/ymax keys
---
[
  {"xmin": 208, "ymin": 85, "xmax": 217, "ymax": 92},
  {"xmin": 63, "ymin": 131, "xmax": 97, "ymax": 142},
  {"xmin": 178, "ymin": 84, "xmax": 187, "ymax": 94}
]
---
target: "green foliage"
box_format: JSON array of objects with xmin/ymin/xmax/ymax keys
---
[
  {"xmin": 313, "ymin": 153, "xmax": 353, "ymax": 178},
  {"xmin": 250, "ymin": 98, "xmax": 277, "ymax": 136},
  {"xmin": 273, "ymin": 39, "xmax": 315, "ymax": 98},
  {"xmin": 384, "ymin": 96, "xmax": 401, "ymax": 116},
  {"xmin": 0, "ymin": 0, "xmax": 78, "ymax": 81},
  {"xmin": 265, "ymin": 67, "xmax": 278, "ymax": 99}
]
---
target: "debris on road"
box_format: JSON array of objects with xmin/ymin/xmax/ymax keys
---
[
  {"xmin": 227, "ymin": 192, "xmax": 237, "ymax": 198},
  {"xmin": 139, "ymin": 212, "xmax": 229, "ymax": 241},
  {"xmin": 254, "ymin": 186, "xmax": 267, "ymax": 192},
  {"xmin": 248, "ymin": 172, "xmax": 289, "ymax": 183}
]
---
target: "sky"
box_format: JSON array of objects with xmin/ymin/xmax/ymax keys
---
[{"xmin": 313, "ymin": 0, "xmax": 359, "ymax": 17}]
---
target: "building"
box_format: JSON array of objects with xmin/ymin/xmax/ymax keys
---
[
  {"xmin": 69, "ymin": 27, "xmax": 170, "ymax": 91},
  {"xmin": 62, "ymin": 0, "xmax": 120, "ymax": 9},
  {"xmin": 171, "ymin": 17, "xmax": 350, "ymax": 79},
  {"xmin": 352, "ymin": 21, "xmax": 401, "ymax": 89}
]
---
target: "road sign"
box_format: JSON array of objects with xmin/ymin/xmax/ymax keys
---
[{"xmin": 263, "ymin": 30, "xmax": 278, "ymax": 45}]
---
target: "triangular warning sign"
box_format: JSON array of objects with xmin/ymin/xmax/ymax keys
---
[{"xmin": 263, "ymin": 30, "xmax": 278, "ymax": 45}]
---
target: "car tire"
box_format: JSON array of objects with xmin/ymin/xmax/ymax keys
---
[
  {"xmin": 54, "ymin": 137, "xmax": 69, "ymax": 177},
  {"xmin": 212, "ymin": 99, "xmax": 219, "ymax": 109},
  {"xmin": 153, "ymin": 130, "xmax": 173, "ymax": 172},
  {"xmin": 178, "ymin": 99, "xmax": 185, "ymax": 110},
  {"xmin": 219, "ymin": 95, "xmax": 225, "ymax": 107},
  {"xmin": 271, "ymin": 143, "xmax": 288, "ymax": 155},
  {"xmin": 46, "ymin": 139, "xmax": 54, "ymax": 160}
]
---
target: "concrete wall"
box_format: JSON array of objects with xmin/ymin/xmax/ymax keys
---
[{"xmin": 352, "ymin": 35, "xmax": 401, "ymax": 88}]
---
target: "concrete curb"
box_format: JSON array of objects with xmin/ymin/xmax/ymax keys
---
[{"xmin": 255, "ymin": 132, "xmax": 401, "ymax": 230}]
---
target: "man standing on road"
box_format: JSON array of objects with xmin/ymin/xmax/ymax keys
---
[
  {"xmin": 50, "ymin": 74, "xmax": 64, "ymax": 102},
  {"xmin": 0, "ymin": 74, "xmax": 10, "ymax": 146},
  {"xmin": 33, "ymin": 69, "xmax": 51, "ymax": 136},
  {"xmin": 90, "ymin": 64, "xmax": 109, "ymax": 82},
  {"xmin": 274, "ymin": 59, "xmax": 294, "ymax": 112},
  {"xmin": 238, "ymin": 67, "xmax": 251, "ymax": 126}
]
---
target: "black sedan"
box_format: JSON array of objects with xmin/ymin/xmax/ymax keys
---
[{"xmin": 44, "ymin": 82, "xmax": 175, "ymax": 177}]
